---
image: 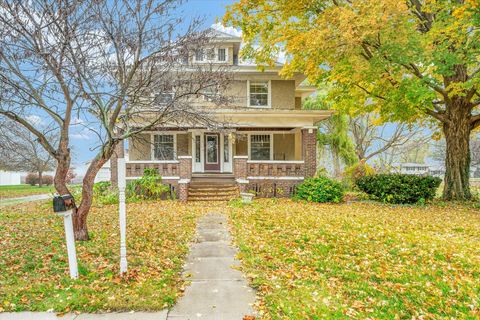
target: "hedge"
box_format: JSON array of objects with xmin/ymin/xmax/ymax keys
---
[
  {"xmin": 294, "ymin": 176, "xmax": 344, "ymax": 203},
  {"xmin": 356, "ymin": 174, "xmax": 442, "ymax": 204}
]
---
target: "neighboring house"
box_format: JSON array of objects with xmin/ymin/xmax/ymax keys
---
[
  {"xmin": 0, "ymin": 170, "xmax": 23, "ymax": 186},
  {"xmin": 399, "ymin": 163, "xmax": 430, "ymax": 176},
  {"xmin": 109, "ymin": 29, "xmax": 332, "ymax": 201}
]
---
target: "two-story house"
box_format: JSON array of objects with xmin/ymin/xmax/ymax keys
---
[{"xmin": 110, "ymin": 29, "xmax": 332, "ymax": 201}]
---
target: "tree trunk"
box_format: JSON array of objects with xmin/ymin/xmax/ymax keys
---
[
  {"xmin": 38, "ymin": 171, "xmax": 43, "ymax": 187},
  {"xmin": 74, "ymin": 144, "xmax": 118, "ymax": 241},
  {"xmin": 442, "ymin": 99, "xmax": 472, "ymax": 200}
]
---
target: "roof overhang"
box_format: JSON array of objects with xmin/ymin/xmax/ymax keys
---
[{"xmin": 212, "ymin": 109, "xmax": 332, "ymax": 128}]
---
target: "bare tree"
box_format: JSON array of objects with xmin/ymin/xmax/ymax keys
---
[
  {"xmin": 0, "ymin": 0, "xmax": 231, "ymax": 240},
  {"xmin": 376, "ymin": 134, "xmax": 430, "ymax": 172},
  {"xmin": 349, "ymin": 114, "xmax": 421, "ymax": 163},
  {"xmin": 0, "ymin": 119, "xmax": 55, "ymax": 186}
]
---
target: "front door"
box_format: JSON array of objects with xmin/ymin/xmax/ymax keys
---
[{"xmin": 204, "ymin": 133, "xmax": 220, "ymax": 171}]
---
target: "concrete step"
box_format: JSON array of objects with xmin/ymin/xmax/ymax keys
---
[
  {"xmin": 188, "ymin": 186, "xmax": 238, "ymax": 192},
  {"xmin": 188, "ymin": 192, "xmax": 238, "ymax": 198},
  {"xmin": 188, "ymin": 196, "xmax": 236, "ymax": 201}
]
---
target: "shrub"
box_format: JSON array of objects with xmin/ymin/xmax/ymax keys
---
[
  {"xmin": 25, "ymin": 173, "xmax": 38, "ymax": 186},
  {"xmin": 25, "ymin": 173, "xmax": 53, "ymax": 186},
  {"xmin": 356, "ymin": 174, "xmax": 442, "ymax": 204},
  {"xmin": 42, "ymin": 175, "xmax": 53, "ymax": 186},
  {"xmin": 127, "ymin": 168, "xmax": 170, "ymax": 200},
  {"xmin": 294, "ymin": 176, "xmax": 344, "ymax": 203},
  {"xmin": 343, "ymin": 161, "xmax": 375, "ymax": 189}
]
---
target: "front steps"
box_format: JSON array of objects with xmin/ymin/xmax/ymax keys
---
[{"xmin": 188, "ymin": 174, "xmax": 239, "ymax": 201}]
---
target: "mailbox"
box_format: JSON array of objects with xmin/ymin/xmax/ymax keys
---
[{"xmin": 53, "ymin": 194, "xmax": 76, "ymax": 213}]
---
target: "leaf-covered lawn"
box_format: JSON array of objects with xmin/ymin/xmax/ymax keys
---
[
  {"xmin": 227, "ymin": 199, "xmax": 480, "ymax": 319},
  {"xmin": 0, "ymin": 201, "xmax": 209, "ymax": 312},
  {"xmin": 0, "ymin": 184, "xmax": 55, "ymax": 199}
]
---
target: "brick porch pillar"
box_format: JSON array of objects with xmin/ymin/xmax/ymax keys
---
[
  {"xmin": 234, "ymin": 156, "xmax": 249, "ymax": 193},
  {"xmin": 178, "ymin": 156, "xmax": 192, "ymax": 201},
  {"xmin": 110, "ymin": 140, "xmax": 125, "ymax": 187},
  {"xmin": 302, "ymin": 128, "xmax": 318, "ymax": 178}
]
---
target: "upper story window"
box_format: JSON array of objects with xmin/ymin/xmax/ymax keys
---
[
  {"xmin": 249, "ymin": 81, "xmax": 270, "ymax": 108},
  {"xmin": 195, "ymin": 49, "xmax": 204, "ymax": 62},
  {"xmin": 218, "ymin": 48, "xmax": 226, "ymax": 62}
]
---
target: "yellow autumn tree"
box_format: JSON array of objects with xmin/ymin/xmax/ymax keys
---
[{"xmin": 224, "ymin": 0, "xmax": 480, "ymax": 201}]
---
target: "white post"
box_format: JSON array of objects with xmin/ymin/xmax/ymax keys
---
[
  {"xmin": 59, "ymin": 209, "xmax": 78, "ymax": 279},
  {"xmin": 118, "ymin": 156, "xmax": 128, "ymax": 274}
]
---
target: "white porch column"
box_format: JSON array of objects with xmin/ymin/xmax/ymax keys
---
[{"xmin": 117, "ymin": 140, "xmax": 128, "ymax": 275}]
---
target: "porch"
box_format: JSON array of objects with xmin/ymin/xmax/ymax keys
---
[{"xmin": 112, "ymin": 127, "xmax": 317, "ymax": 200}]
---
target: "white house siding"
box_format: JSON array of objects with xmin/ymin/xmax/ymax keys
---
[{"xmin": 0, "ymin": 171, "xmax": 22, "ymax": 186}]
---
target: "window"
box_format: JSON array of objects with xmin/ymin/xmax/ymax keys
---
[
  {"xmin": 224, "ymin": 134, "xmax": 229, "ymax": 162},
  {"xmin": 195, "ymin": 135, "xmax": 201, "ymax": 163},
  {"xmin": 249, "ymin": 81, "xmax": 269, "ymax": 107},
  {"xmin": 218, "ymin": 48, "xmax": 226, "ymax": 62},
  {"xmin": 250, "ymin": 134, "xmax": 271, "ymax": 160},
  {"xmin": 154, "ymin": 92, "xmax": 173, "ymax": 106},
  {"xmin": 154, "ymin": 134, "xmax": 175, "ymax": 160},
  {"xmin": 195, "ymin": 49, "xmax": 204, "ymax": 61}
]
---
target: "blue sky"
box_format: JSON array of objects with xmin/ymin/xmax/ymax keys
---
[{"xmin": 72, "ymin": 0, "xmax": 235, "ymax": 175}]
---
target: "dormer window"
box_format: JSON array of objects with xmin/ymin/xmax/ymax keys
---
[{"xmin": 218, "ymin": 48, "xmax": 226, "ymax": 62}]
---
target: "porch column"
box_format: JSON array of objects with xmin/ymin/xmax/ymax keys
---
[
  {"xmin": 234, "ymin": 156, "xmax": 249, "ymax": 193},
  {"xmin": 302, "ymin": 128, "xmax": 317, "ymax": 178},
  {"xmin": 178, "ymin": 156, "xmax": 192, "ymax": 201},
  {"xmin": 110, "ymin": 138, "xmax": 125, "ymax": 187}
]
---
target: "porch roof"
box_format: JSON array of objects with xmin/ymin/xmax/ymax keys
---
[{"xmin": 212, "ymin": 109, "xmax": 333, "ymax": 128}]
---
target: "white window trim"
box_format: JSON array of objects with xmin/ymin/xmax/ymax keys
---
[
  {"xmin": 151, "ymin": 133, "xmax": 177, "ymax": 161},
  {"xmin": 248, "ymin": 133, "xmax": 273, "ymax": 161},
  {"xmin": 193, "ymin": 46, "xmax": 229, "ymax": 64},
  {"xmin": 247, "ymin": 80, "xmax": 271, "ymax": 108}
]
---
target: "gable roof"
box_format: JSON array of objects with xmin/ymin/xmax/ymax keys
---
[{"xmin": 207, "ymin": 28, "xmax": 242, "ymax": 41}]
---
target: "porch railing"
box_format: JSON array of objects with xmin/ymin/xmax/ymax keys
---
[
  {"xmin": 126, "ymin": 161, "xmax": 180, "ymax": 178},
  {"xmin": 246, "ymin": 160, "xmax": 305, "ymax": 177}
]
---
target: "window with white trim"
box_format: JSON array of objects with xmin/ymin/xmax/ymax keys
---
[
  {"xmin": 195, "ymin": 49, "xmax": 204, "ymax": 62},
  {"xmin": 154, "ymin": 134, "xmax": 175, "ymax": 160},
  {"xmin": 218, "ymin": 48, "xmax": 226, "ymax": 62},
  {"xmin": 224, "ymin": 134, "xmax": 229, "ymax": 162},
  {"xmin": 250, "ymin": 134, "xmax": 271, "ymax": 160},
  {"xmin": 249, "ymin": 81, "xmax": 269, "ymax": 107},
  {"xmin": 195, "ymin": 135, "xmax": 201, "ymax": 163}
]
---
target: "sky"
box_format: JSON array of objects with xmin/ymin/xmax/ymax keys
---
[{"xmin": 72, "ymin": 0, "xmax": 236, "ymax": 175}]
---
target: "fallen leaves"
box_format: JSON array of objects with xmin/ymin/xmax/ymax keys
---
[
  {"xmin": 0, "ymin": 200, "xmax": 212, "ymax": 312},
  {"xmin": 227, "ymin": 199, "xmax": 480, "ymax": 319}
]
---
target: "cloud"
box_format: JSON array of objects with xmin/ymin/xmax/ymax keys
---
[
  {"xmin": 211, "ymin": 22, "xmax": 242, "ymax": 38},
  {"xmin": 71, "ymin": 128, "xmax": 92, "ymax": 140},
  {"xmin": 26, "ymin": 115, "xmax": 44, "ymax": 126}
]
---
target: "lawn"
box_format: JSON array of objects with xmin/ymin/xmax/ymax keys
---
[
  {"xmin": 0, "ymin": 184, "xmax": 55, "ymax": 199},
  {"xmin": 227, "ymin": 199, "xmax": 480, "ymax": 319},
  {"xmin": 0, "ymin": 200, "xmax": 212, "ymax": 313}
]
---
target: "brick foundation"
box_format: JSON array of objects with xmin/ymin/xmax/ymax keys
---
[{"xmin": 248, "ymin": 179, "xmax": 302, "ymax": 198}]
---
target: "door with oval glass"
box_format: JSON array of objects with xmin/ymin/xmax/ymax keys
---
[{"xmin": 204, "ymin": 133, "xmax": 220, "ymax": 171}]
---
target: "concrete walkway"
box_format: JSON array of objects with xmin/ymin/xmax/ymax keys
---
[
  {"xmin": 167, "ymin": 213, "xmax": 256, "ymax": 320},
  {"xmin": 0, "ymin": 194, "xmax": 50, "ymax": 206}
]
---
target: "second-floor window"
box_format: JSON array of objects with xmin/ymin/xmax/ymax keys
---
[
  {"xmin": 195, "ymin": 49, "xmax": 204, "ymax": 62},
  {"xmin": 218, "ymin": 48, "xmax": 226, "ymax": 62},
  {"xmin": 249, "ymin": 81, "xmax": 270, "ymax": 107}
]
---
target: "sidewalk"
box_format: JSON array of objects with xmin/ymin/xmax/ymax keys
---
[
  {"xmin": 0, "ymin": 194, "xmax": 50, "ymax": 206},
  {"xmin": 167, "ymin": 212, "xmax": 256, "ymax": 319}
]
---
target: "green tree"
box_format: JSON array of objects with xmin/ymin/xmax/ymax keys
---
[
  {"xmin": 224, "ymin": 0, "xmax": 480, "ymax": 200},
  {"xmin": 303, "ymin": 95, "xmax": 357, "ymax": 177}
]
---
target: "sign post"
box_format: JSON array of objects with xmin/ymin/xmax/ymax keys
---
[{"xmin": 118, "ymin": 151, "xmax": 128, "ymax": 274}]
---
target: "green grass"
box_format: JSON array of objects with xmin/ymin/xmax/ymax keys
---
[
  {"xmin": 0, "ymin": 185, "xmax": 55, "ymax": 199},
  {"xmin": 227, "ymin": 199, "xmax": 480, "ymax": 319},
  {"xmin": 0, "ymin": 201, "xmax": 212, "ymax": 312}
]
